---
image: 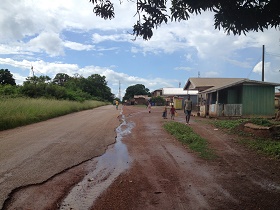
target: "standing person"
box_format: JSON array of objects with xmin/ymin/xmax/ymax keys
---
[
  {"xmin": 148, "ymin": 102, "xmax": 152, "ymax": 113},
  {"xmin": 162, "ymin": 106, "xmax": 168, "ymax": 119},
  {"xmin": 115, "ymin": 100, "xmax": 119, "ymax": 110},
  {"xmin": 169, "ymin": 105, "xmax": 177, "ymax": 120},
  {"xmin": 184, "ymin": 95, "xmax": 192, "ymax": 125}
]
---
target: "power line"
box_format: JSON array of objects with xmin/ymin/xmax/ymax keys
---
[{"xmin": 265, "ymin": 52, "xmax": 280, "ymax": 57}]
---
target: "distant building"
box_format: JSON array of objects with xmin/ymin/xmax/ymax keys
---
[
  {"xmin": 184, "ymin": 77, "xmax": 280, "ymax": 118},
  {"xmin": 151, "ymin": 88, "xmax": 198, "ymax": 109},
  {"xmin": 134, "ymin": 95, "xmax": 150, "ymax": 105}
]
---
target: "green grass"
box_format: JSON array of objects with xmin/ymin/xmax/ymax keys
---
[
  {"xmin": 240, "ymin": 138, "xmax": 280, "ymax": 159},
  {"xmin": 211, "ymin": 119, "xmax": 247, "ymax": 130},
  {"xmin": 0, "ymin": 98, "xmax": 109, "ymax": 131},
  {"xmin": 163, "ymin": 121, "xmax": 217, "ymax": 159},
  {"xmin": 209, "ymin": 118, "xmax": 280, "ymax": 159},
  {"xmin": 250, "ymin": 118, "xmax": 273, "ymax": 127}
]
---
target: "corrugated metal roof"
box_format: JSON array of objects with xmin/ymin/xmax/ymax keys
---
[
  {"xmin": 162, "ymin": 88, "xmax": 198, "ymax": 95},
  {"xmin": 184, "ymin": 78, "xmax": 245, "ymax": 90},
  {"xmin": 204, "ymin": 79, "xmax": 280, "ymax": 93},
  {"xmin": 184, "ymin": 77, "xmax": 280, "ymax": 93}
]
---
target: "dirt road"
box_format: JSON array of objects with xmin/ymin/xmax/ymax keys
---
[
  {"xmin": 1, "ymin": 105, "xmax": 280, "ymax": 209},
  {"xmin": 0, "ymin": 105, "xmax": 120, "ymax": 209},
  {"xmin": 92, "ymin": 105, "xmax": 280, "ymax": 210}
]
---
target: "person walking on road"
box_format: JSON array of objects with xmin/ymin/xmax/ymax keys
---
[
  {"xmin": 169, "ymin": 105, "xmax": 177, "ymax": 120},
  {"xmin": 162, "ymin": 106, "xmax": 168, "ymax": 119},
  {"xmin": 147, "ymin": 102, "xmax": 152, "ymax": 113},
  {"xmin": 115, "ymin": 100, "xmax": 119, "ymax": 110},
  {"xmin": 184, "ymin": 95, "xmax": 192, "ymax": 125}
]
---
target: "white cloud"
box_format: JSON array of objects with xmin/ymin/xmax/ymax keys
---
[
  {"xmin": 252, "ymin": 61, "xmax": 280, "ymax": 82},
  {"xmin": 92, "ymin": 33, "xmax": 133, "ymax": 44},
  {"xmin": 0, "ymin": 58, "xmax": 31, "ymax": 69},
  {"xmin": 226, "ymin": 58, "xmax": 252, "ymax": 69},
  {"xmin": 64, "ymin": 41, "xmax": 94, "ymax": 51},
  {"xmin": 174, "ymin": 67, "xmax": 192, "ymax": 71},
  {"xmin": 27, "ymin": 32, "xmax": 64, "ymax": 56}
]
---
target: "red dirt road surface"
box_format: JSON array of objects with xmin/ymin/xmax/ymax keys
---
[{"xmin": 1, "ymin": 105, "xmax": 280, "ymax": 210}]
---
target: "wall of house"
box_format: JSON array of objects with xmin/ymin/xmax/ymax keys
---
[
  {"xmin": 227, "ymin": 86, "xmax": 242, "ymax": 104},
  {"xmin": 209, "ymin": 104, "xmax": 242, "ymax": 117},
  {"xmin": 242, "ymin": 85, "xmax": 275, "ymax": 117}
]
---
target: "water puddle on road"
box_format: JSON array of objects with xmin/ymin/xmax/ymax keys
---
[{"xmin": 60, "ymin": 111, "xmax": 134, "ymax": 210}]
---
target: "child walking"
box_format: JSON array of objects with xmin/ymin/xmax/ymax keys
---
[
  {"xmin": 169, "ymin": 105, "xmax": 177, "ymax": 120},
  {"xmin": 162, "ymin": 106, "xmax": 168, "ymax": 119}
]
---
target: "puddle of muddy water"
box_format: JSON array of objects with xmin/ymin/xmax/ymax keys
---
[{"xmin": 59, "ymin": 111, "xmax": 134, "ymax": 210}]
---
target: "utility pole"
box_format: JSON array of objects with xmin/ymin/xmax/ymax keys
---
[
  {"xmin": 119, "ymin": 80, "xmax": 121, "ymax": 100},
  {"xmin": 262, "ymin": 45, "xmax": 265, "ymax": 81},
  {"xmin": 31, "ymin": 65, "xmax": 35, "ymax": 77}
]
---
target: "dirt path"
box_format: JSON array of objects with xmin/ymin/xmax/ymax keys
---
[
  {"xmin": 93, "ymin": 105, "xmax": 280, "ymax": 210},
  {"xmin": 1, "ymin": 105, "xmax": 280, "ymax": 209}
]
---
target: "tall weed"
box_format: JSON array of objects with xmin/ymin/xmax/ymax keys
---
[{"xmin": 0, "ymin": 98, "xmax": 109, "ymax": 130}]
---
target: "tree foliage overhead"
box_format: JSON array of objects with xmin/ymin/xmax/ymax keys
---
[{"xmin": 89, "ymin": 0, "xmax": 280, "ymax": 40}]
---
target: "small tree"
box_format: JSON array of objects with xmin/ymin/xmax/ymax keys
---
[
  {"xmin": 53, "ymin": 73, "xmax": 71, "ymax": 86},
  {"xmin": 123, "ymin": 84, "xmax": 150, "ymax": 101},
  {"xmin": 0, "ymin": 69, "xmax": 16, "ymax": 86}
]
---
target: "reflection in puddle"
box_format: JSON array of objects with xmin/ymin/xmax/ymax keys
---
[{"xmin": 60, "ymin": 111, "xmax": 134, "ymax": 210}]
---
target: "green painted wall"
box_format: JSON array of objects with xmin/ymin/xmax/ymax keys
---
[
  {"xmin": 227, "ymin": 86, "xmax": 242, "ymax": 104},
  {"xmin": 242, "ymin": 85, "xmax": 275, "ymax": 116}
]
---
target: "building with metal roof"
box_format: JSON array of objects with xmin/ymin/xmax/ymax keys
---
[{"xmin": 184, "ymin": 77, "xmax": 280, "ymax": 118}]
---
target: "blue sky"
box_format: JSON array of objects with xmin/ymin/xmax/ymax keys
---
[{"xmin": 1, "ymin": 0, "xmax": 280, "ymax": 99}]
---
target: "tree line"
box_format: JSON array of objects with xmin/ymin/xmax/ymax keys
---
[
  {"xmin": 1, "ymin": 69, "xmax": 166, "ymax": 104},
  {"xmin": 0, "ymin": 69, "xmax": 114, "ymax": 102}
]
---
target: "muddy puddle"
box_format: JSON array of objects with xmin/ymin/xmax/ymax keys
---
[{"xmin": 60, "ymin": 110, "xmax": 134, "ymax": 210}]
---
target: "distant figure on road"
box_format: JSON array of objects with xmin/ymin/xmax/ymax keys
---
[
  {"xmin": 184, "ymin": 95, "xmax": 192, "ymax": 125},
  {"xmin": 162, "ymin": 106, "xmax": 168, "ymax": 119},
  {"xmin": 169, "ymin": 105, "xmax": 177, "ymax": 120},
  {"xmin": 115, "ymin": 100, "xmax": 119, "ymax": 110},
  {"xmin": 147, "ymin": 102, "xmax": 151, "ymax": 113}
]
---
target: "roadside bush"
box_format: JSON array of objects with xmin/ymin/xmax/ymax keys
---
[{"xmin": 0, "ymin": 84, "xmax": 20, "ymax": 97}]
